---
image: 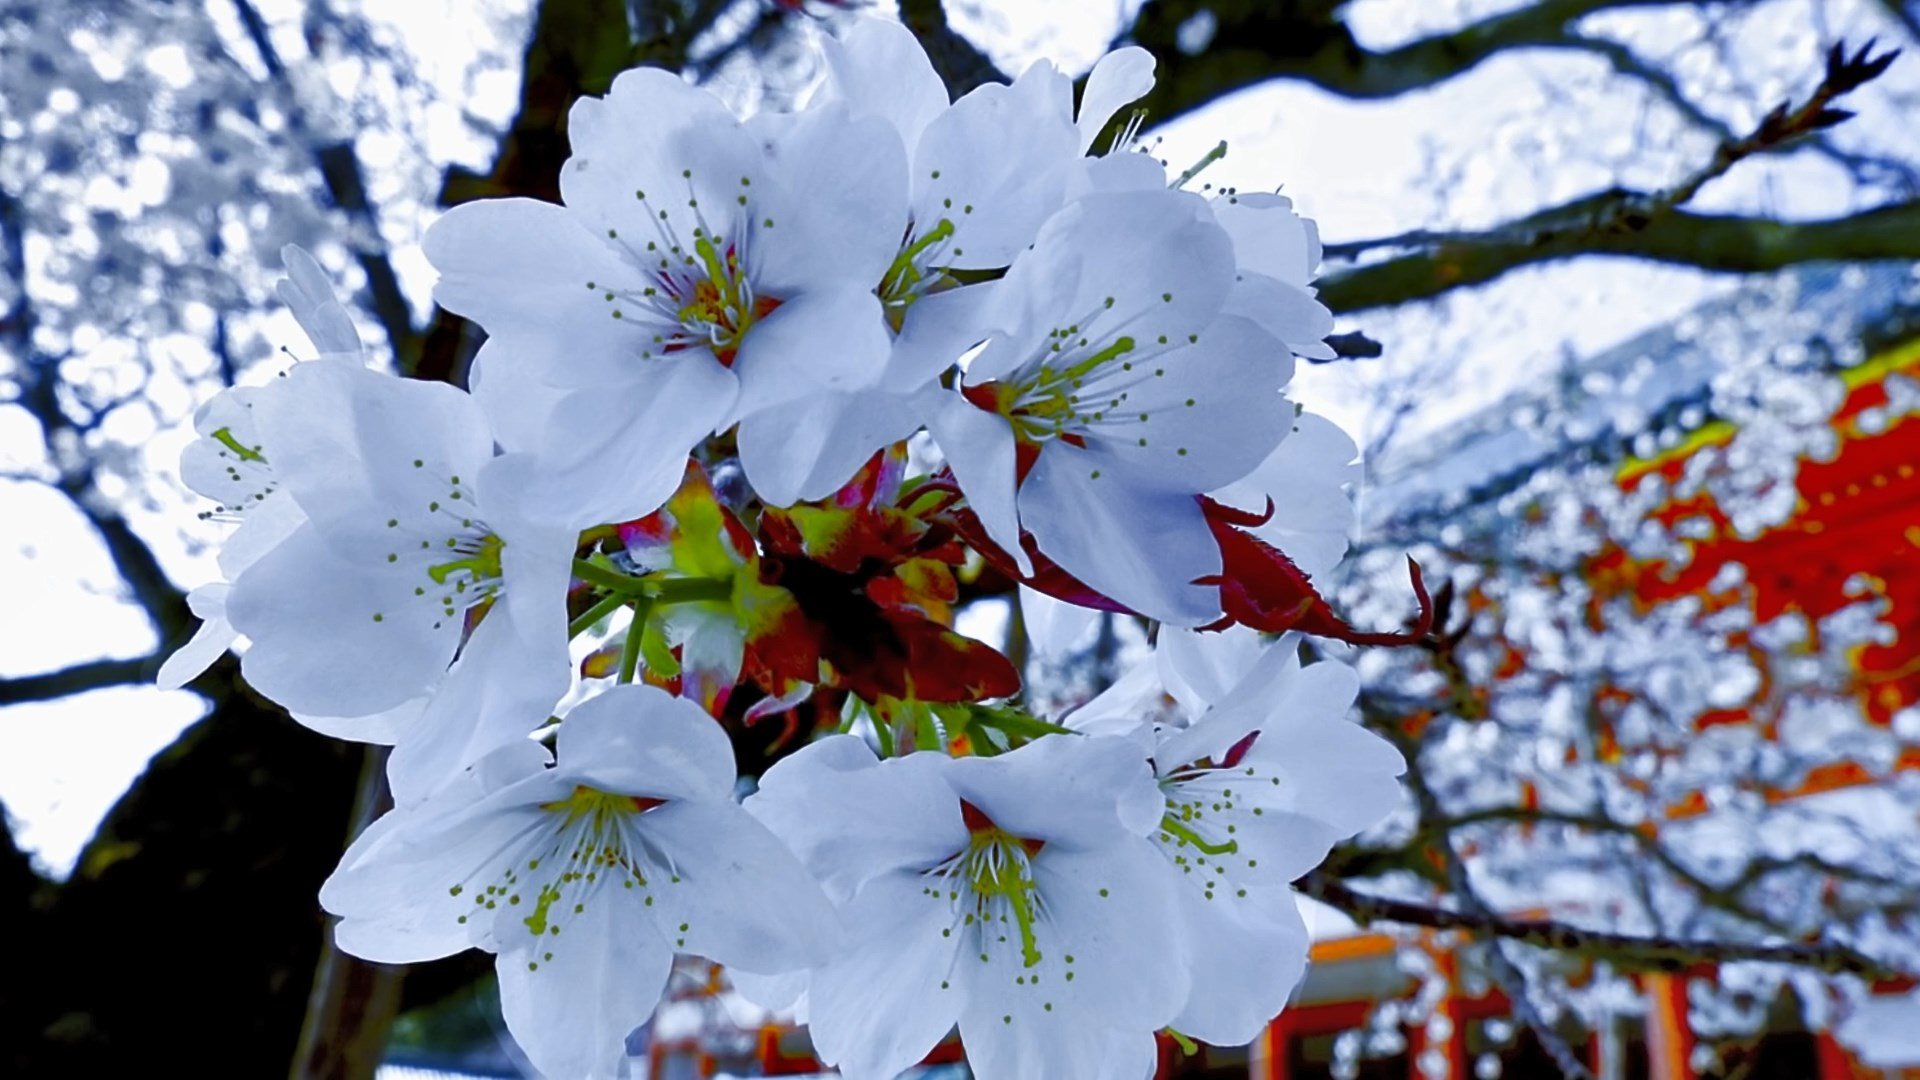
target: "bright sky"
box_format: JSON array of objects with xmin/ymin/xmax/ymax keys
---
[{"xmin": 3, "ymin": 0, "xmax": 1909, "ymax": 878}]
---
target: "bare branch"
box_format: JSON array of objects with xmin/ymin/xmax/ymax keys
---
[
  {"xmin": 1300, "ymin": 873, "xmax": 1904, "ymax": 980},
  {"xmin": 230, "ymin": 0, "xmax": 419, "ymax": 369},
  {"xmin": 1321, "ymin": 196, "xmax": 1920, "ymax": 313},
  {"xmin": 1121, "ymin": 0, "xmax": 1740, "ymax": 127},
  {"xmin": 0, "ymin": 655, "xmax": 163, "ymax": 707},
  {"xmin": 899, "ymin": 0, "xmax": 1005, "ymax": 97}
]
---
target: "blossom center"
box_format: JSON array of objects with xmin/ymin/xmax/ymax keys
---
[{"xmin": 932, "ymin": 801, "xmax": 1047, "ymax": 968}]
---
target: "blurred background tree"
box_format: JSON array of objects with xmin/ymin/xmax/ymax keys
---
[{"xmin": 3, "ymin": 0, "xmax": 1919, "ymax": 1076}]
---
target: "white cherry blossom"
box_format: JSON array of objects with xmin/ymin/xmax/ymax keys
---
[
  {"xmin": 321, "ymin": 685, "xmax": 838, "ymax": 1079},
  {"xmin": 1068, "ymin": 627, "xmax": 1406, "ymax": 1045},
  {"xmin": 223, "ymin": 362, "xmax": 573, "ymax": 753},
  {"xmin": 925, "ymin": 188, "xmax": 1297, "ymax": 625},
  {"xmin": 746, "ymin": 732, "xmax": 1183, "ymax": 1080},
  {"xmin": 426, "ymin": 67, "xmax": 909, "ymax": 519}
]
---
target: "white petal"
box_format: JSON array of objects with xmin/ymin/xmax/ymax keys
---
[
  {"xmin": 1223, "ymin": 271, "xmax": 1334, "ymax": 356},
  {"xmin": 424, "ymin": 197, "xmax": 645, "ymax": 365},
  {"xmin": 386, "ymin": 605, "xmax": 570, "ymax": 805},
  {"xmin": 955, "ymin": 837, "xmax": 1185, "ymax": 1076},
  {"xmin": 750, "ymin": 104, "xmax": 908, "ymax": 294},
  {"xmin": 1077, "ymin": 47, "xmax": 1156, "ymax": 153},
  {"xmin": 920, "ymin": 386, "xmax": 1026, "ymax": 573},
  {"xmin": 476, "ymin": 453, "xmax": 578, "ymax": 650},
  {"xmin": 822, "ymin": 17, "xmax": 949, "ymax": 153},
  {"xmin": 747, "ymin": 737, "xmax": 967, "ymax": 902},
  {"xmin": 217, "ymin": 489, "xmax": 305, "ymax": 579},
  {"xmin": 1158, "ymin": 624, "xmax": 1268, "ymax": 714},
  {"xmin": 642, "ymin": 798, "xmax": 841, "ymax": 973},
  {"xmin": 557, "ymin": 684, "xmax": 737, "ymax": 802},
  {"xmin": 156, "ymin": 584, "xmax": 235, "ymax": 690},
  {"xmin": 519, "ymin": 357, "xmax": 738, "ymax": 527},
  {"xmin": 1017, "ymin": 584, "xmax": 1099, "ymax": 660},
  {"xmin": 1018, "ymin": 443, "xmax": 1222, "ymax": 626},
  {"xmin": 496, "ymin": 882, "xmax": 673, "ymax": 1080},
  {"xmin": 560, "ymin": 67, "xmax": 766, "ymax": 290},
  {"xmin": 1213, "ymin": 411, "xmax": 1358, "ymax": 578},
  {"xmin": 731, "ymin": 285, "xmax": 891, "ymax": 419},
  {"xmin": 807, "ymin": 868, "xmax": 965, "ymax": 1080},
  {"xmin": 982, "ymin": 189, "xmax": 1234, "ymax": 387},
  {"xmin": 253, "ymin": 361, "xmax": 494, "ymax": 553},
  {"xmin": 911, "ymin": 67, "xmax": 1077, "ymax": 270},
  {"xmin": 321, "ymin": 765, "xmax": 555, "ymax": 963},
  {"xmin": 465, "ymin": 335, "xmax": 574, "ymax": 454},
  {"xmin": 293, "ymin": 697, "xmax": 419, "ymax": 745},
  {"xmin": 1168, "ymin": 881, "xmax": 1309, "ymax": 1046},
  {"xmin": 1213, "ymin": 191, "xmax": 1320, "ymax": 285},
  {"xmin": 227, "ymin": 523, "xmax": 458, "ymax": 716},
  {"xmin": 889, "ymin": 280, "xmax": 1005, "ymax": 393},
  {"xmin": 277, "ymin": 244, "xmax": 363, "ymax": 360},
  {"xmin": 736, "ymin": 386, "xmax": 920, "ymax": 507},
  {"xmin": 1090, "ymin": 314, "xmax": 1296, "ymax": 492},
  {"xmin": 943, "ymin": 733, "xmax": 1163, "ymax": 845}
]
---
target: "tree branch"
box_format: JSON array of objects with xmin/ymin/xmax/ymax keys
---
[
  {"xmin": 1300, "ymin": 873, "xmax": 1904, "ymax": 981},
  {"xmin": 1121, "ymin": 0, "xmax": 1737, "ymax": 127},
  {"xmin": 1321, "ymin": 196, "xmax": 1920, "ymax": 312},
  {"xmin": 0, "ymin": 656, "xmax": 163, "ymax": 707},
  {"xmin": 230, "ymin": 0, "xmax": 419, "ymax": 369}
]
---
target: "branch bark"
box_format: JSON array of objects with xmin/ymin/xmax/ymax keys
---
[
  {"xmin": 1300, "ymin": 872, "xmax": 1904, "ymax": 980},
  {"xmin": 0, "ymin": 656, "xmax": 162, "ymax": 707},
  {"xmin": 1320, "ymin": 197, "xmax": 1920, "ymax": 313}
]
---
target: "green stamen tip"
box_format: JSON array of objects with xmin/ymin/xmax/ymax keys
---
[
  {"xmin": 210, "ymin": 427, "xmax": 266, "ymax": 464},
  {"xmin": 1161, "ymin": 814, "xmax": 1238, "ymax": 857}
]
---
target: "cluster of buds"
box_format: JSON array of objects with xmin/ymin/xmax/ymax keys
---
[{"xmin": 165, "ymin": 18, "xmax": 1429, "ymax": 1080}]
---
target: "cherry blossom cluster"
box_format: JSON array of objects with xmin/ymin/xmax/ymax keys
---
[{"xmin": 165, "ymin": 18, "xmax": 1424, "ymax": 1080}]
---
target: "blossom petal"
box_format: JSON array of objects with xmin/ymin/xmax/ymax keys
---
[
  {"xmin": 1168, "ymin": 881, "xmax": 1309, "ymax": 1046},
  {"xmin": 1094, "ymin": 314, "xmax": 1297, "ymax": 492},
  {"xmin": 1076, "ymin": 47, "xmax": 1156, "ymax": 153},
  {"xmin": 519, "ymin": 357, "xmax": 738, "ymax": 527},
  {"xmin": 821, "ymin": 17, "xmax": 949, "ymax": 153},
  {"xmin": 955, "ymin": 837, "xmax": 1185, "ymax": 1076},
  {"xmin": 321, "ymin": 758, "xmax": 556, "ymax": 963},
  {"xmin": 560, "ymin": 66, "xmax": 765, "ymax": 278},
  {"xmin": 425, "ymin": 197, "xmax": 644, "ymax": 367},
  {"xmin": 386, "ymin": 605, "xmax": 570, "ymax": 805},
  {"xmin": 889, "ymin": 280, "xmax": 1004, "ymax": 393},
  {"xmin": 747, "ymin": 737, "xmax": 967, "ymax": 902},
  {"xmin": 943, "ymin": 733, "xmax": 1163, "ymax": 845},
  {"xmin": 912, "ymin": 67, "xmax": 1077, "ymax": 270},
  {"xmin": 156, "ymin": 584, "xmax": 234, "ymax": 690},
  {"xmin": 1018, "ymin": 443, "xmax": 1222, "ymax": 626},
  {"xmin": 807, "ymin": 868, "xmax": 965, "ymax": 1080},
  {"xmin": 495, "ymin": 881, "xmax": 673, "ymax": 1080},
  {"xmin": 277, "ymin": 244, "xmax": 362, "ymax": 360},
  {"xmin": 1213, "ymin": 191, "xmax": 1321, "ymax": 285},
  {"xmin": 731, "ymin": 285, "xmax": 891, "ymax": 420},
  {"xmin": 642, "ymin": 798, "xmax": 841, "ymax": 974},
  {"xmin": 557, "ymin": 684, "xmax": 737, "ymax": 803},
  {"xmin": 1223, "ymin": 271, "xmax": 1334, "ymax": 358},
  {"xmin": 736, "ymin": 386, "xmax": 920, "ymax": 507},
  {"xmin": 751, "ymin": 104, "xmax": 908, "ymax": 294},
  {"xmin": 1017, "ymin": 584, "xmax": 1099, "ymax": 660},
  {"xmin": 228, "ymin": 523, "xmax": 458, "ymax": 716},
  {"xmin": 921, "ymin": 387, "xmax": 1026, "ymax": 574},
  {"xmin": 253, "ymin": 361, "xmax": 493, "ymax": 554}
]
